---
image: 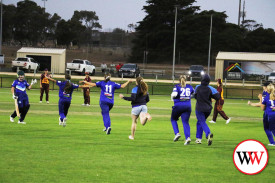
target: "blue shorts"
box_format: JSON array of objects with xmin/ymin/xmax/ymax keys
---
[{"xmin": 132, "ymin": 105, "xmax": 147, "ymax": 116}]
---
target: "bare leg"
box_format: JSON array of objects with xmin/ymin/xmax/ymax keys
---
[
  {"xmin": 131, "ymin": 114, "xmax": 138, "ymax": 138},
  {"xmin": 140, "ymin": 112, "xmax": 152, "ymax": 126}
]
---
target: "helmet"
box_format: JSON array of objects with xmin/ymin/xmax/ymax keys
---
[{"xmin": 17, "ymin": 70, "xmax": 25, "ymax": 77}]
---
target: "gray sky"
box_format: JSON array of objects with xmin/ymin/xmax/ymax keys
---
[{"xmin": 6, "ymin": 0, "xmax": 275, "ymax": 31}]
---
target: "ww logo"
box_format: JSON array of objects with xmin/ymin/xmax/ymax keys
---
[{"xmin": 233, "ymin": 140, "xmax": 268, "ymax": 175}]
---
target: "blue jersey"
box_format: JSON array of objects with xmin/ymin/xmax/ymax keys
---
[
  {"xmin": 11, "ymin": 79, "xmax": 30, "ymax": 97},
  {"xmin": 96, "ymin": 80, "xmax": 121, "ymax": 104},
  {"xmin": 56, "ymin": 80, "xmax": 79, "ymax": 101},
  {"xmin": 172, "ymin": 84, "xmax": 194, "ymax": 105},
  {"xmin": 262, "ymin": 93, "xmax": 275, "ymax": 115}
]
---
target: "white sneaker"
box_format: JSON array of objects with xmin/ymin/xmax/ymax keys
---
[
  {"xmin": 103, "ymin": 128, "xmax": 107, "ymax": 132},
  {"xmin": 173, "ymin": 133, "xmax": 181, "ymax": 142},
  {"xmin": 18, "ymin": 121, "xmax": 26, "ymax": 124},
  {"xmin": 82, "ymin": 104, "xmax": 86, "ymax": 106},
  {"xmin": 184, "ymin": 137, "xmax": 191, "ymax": 145},
  {"xmin": 106, "ymin": 127, "xmax": 111, "ymax": 135},
  {"xmin": 46, "ymin": 101, "xmax": 49, "ymax": 104},
  {"xmin": 59, "ymin": 118, "xmax": 63, "ymax": 125},
  {"xmin": 209, "ymin": 120, "xmax": 216, "ymax": 124},
  {"xmin": 195, "ymin": 138, "xmax": 202, "ymax": 144},
  {"xmin": 268, "ymin": 144, "xmax": 275, "ymax": 146},
  {"xmin": 63, "ymin": 118, "xmax": 67, "ymax": 127},
  {"xmin": 39, "ymin": 101, "xmax": 42, "ymax": 103},
  {"xmin": 226, "ymin": 118, "xmax": 231, "ymax": 124},
  {"xmin": 207, "ymin": 133, "xmax": 214, "ymax": 146},
  {"xmin": 129, "ymin": 135, "xmax": 134, "ymax": 140},
  {"xmin": 86, "ymin": 104, "xmax": 90, "ymax": 107},
  {"xmin": 10, "ymin": 116, "xmax": 14, "ymax": 122}
]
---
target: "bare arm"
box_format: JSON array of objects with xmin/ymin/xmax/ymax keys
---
[
  {"xmin": 11, "ymin": 87, "xmax": 15, "ymax": 96},
  {"xmin": 47, "ymin": 77, "xmax": 57, "ymax": 83},
  {"xmin": 261, "ymin": 104, "xmax": 266, "ymax": 111},
  {"xmin": 83, "ymin": 81, "xmax": 96, "ymax": 87},
  {"xmin": 121, "ymin": 80, "xmax": 132, "ymax": 89},
  {"xmin": 79, "ymin": 85, "xmax": 91, "ymax": 88},
  {"xmin": 248, "ymin": 101, "xmax": 261, "ymax": 107}
]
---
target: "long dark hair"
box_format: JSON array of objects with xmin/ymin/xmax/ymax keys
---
[
  {"xmin": 64, "ymin": 74, "xmax": 72, "ymax": 94},
  {"xmin": 136, "ymin": 76, "xmax": 148, "ymax": 95}
]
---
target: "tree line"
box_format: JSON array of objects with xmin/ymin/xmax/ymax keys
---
[
  {"xmin": 2, "ymin": 0, "xmax": 275, "ymax": 65},
  {"xmin": 2, "ymin": 0, "xmax": 134, "ymax": 48}
]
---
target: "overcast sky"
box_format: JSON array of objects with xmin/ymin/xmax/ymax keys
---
[{"xmin": 5, "ymin": 0, "xmax": 275, "ymax": 31}]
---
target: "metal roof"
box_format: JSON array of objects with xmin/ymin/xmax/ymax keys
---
[
  {"xmin": 17, "ymin": 47, "xmax": 66, "ymax": 55},
  {"xmin": 216, "ymin": 51, "xmax": 275, "ymax": 62}
]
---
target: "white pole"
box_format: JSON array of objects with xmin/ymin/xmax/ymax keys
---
[
  {"xmin": 172, "ymin": 6, "xmax": 178, "ymax": 82},
  {"xmin": 207, "ymin": 15, "xmax": 213, "ymax": 75}
]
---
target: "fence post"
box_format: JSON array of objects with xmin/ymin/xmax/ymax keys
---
[
  {"xmin": 127, "ymin": 83, "xmax": 129, "ymax": 94},
  {"xmin": 121, "ymin": 73, "xmax": 123, "ymax": 81},
  {"xmin": 1, "ymin": 77, "xmax": 2, "ymax": 88},
  {"xmin": 225, "ymin": 78, "xmax": 227, "ymax": 87},
  {"xmin": 243, "ymin": 79, "xmax": 245, "ymax": 87},
  {"xmin": 252, "ymin": 89, "xmax": 254, "ymax": 100},
  {"xmin": 260, "ymin": 79, "xmax": 262, "ymax": 86},
  {"xmin": 156, "ymin": 75, "xmax": 158, "ymax": 83},
  {"xmin": 190, "ymin": 77, "xmax": 192, "ymax": 85},
  {"xmin": 34, "ymin": 68, "xmax": 36, "ymax": 77},
  {"xmin": 151, "ymin": 84, "xmax": 154, "ymax": 95},
  {"xmin": 226, "ymin": 88, "xmax": 228, "ymax": 99},
  {"xmin": 52, "ymin": 81, "xmax": 54, "ymax": 91}
]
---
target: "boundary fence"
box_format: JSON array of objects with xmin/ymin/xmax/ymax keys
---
[{"xmin": 0, "ymin": 76, "xmax": 263, "ymax": 100}]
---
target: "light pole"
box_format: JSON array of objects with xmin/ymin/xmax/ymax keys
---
[
  {"xmin": 42, "ymin": 0, "xmax": 47, "ymax": 12},
  {"xmin": 0, "ymin": 0, "xmax": 3, "ymax": 55},
  {"xmin": 172, "ymin": 5, "xmax": 178, "ymax": 81},
  {"xmin": 207, "ymin": 14, "xmax": 213, "ymax": 75}
]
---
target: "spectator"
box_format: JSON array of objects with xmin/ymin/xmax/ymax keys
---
[{"xmin": 101, "ymin": 63, "xmax": 107, "ymax": 74}]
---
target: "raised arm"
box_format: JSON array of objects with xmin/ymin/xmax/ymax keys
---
[
  {"xmin": 121, "ymin": 79, "xmax": 132, "ymax": 89},
  {"xmin": 83, "ymin": 81, "xmax": 96, "ymax": 87}
]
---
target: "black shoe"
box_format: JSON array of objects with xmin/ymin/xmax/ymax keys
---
[
  {"xmin": 207, "ymin": 133, "xmax": 213, "ymax": 146},
  {"xmin": 106, "ymin": 127, "xmax": 111, "ymax": 135}
]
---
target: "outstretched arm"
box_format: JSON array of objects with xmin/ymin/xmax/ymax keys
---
[
  {"xmin": 79, "ymin": 85, "xmax": 91, "ymax": 88},
  {"xmin": 46, "ymin": 77, "xmax": 57, "ymax": 83},
  {"xmin": 121, "ymin": 79, "xmax": 132, "ymax": 88},
  {"xmin": 83, "ymin": 81, "xmax": 96, "ymax": 87}
]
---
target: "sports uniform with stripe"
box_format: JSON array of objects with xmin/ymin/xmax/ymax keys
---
[
  {"xmin": 40, "ymin": 73, "xmax": 50, "ymax": 102},
  {"xmin": 56, "ymin": 80, "xmax": 79, "ymax": 122},
  {"xmin": 194, "ymin": 75, "xmax": 220, "ymax": 140},
  {"xmin": 262, "ymin": 92, "xmax": 275, "ymax": 145},
  {"xmin": 10, "ymin": 79, "xmax": 30, "ymax": 122},
  {"xmin": 170, "ymin": 84, "xmax": 194, "ymax": 140},
  {"xmin": 211, "ymin": 86, "xmax": 229, "ymax": 121},
  {"xmin": 96, "ymin": 80, "xmax": 121, "ymax": 131}
]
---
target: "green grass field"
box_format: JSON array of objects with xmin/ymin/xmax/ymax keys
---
[{"xmin": 0, "ymin": 88, "xmax": 274, "ymax": 183}]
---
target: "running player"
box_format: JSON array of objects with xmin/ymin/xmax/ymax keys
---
[
  {"xmin": 46, "ymin": 74, "xmax": 88, "ymax": 127},
  {"xmin": 119, "ymin": 76, "xmax": 152, "ymax": 140},
  {"xmin": 40, "ymin": 68, "xmax": 51, "ymax": 104},
  {"xmin": 261, "ymin": 83, "xmax": 275, "ymax": 146},
  {"xmin": 209, "ymin": 79, "xmax": 231, "ymax": 124},
  {"xmin": 170, "ymin": 75, "xmax": 194, "ymax": 145},
  {"xmin": 84, "ymin": 73, "xmax": 131, "ymax": 134},
  {"xmin": 10, "ymin": 70, "xmax": 37, "ymax": 124},
  {"xmin": 194, "ymin": 74, "xmax": 220, "ymax": 146}
]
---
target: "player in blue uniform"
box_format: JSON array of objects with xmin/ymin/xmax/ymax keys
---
[
  {"xmin": 119, "ymin": 76, "xmax": 152, "ymax": 140},
  {"xmin": 47, "ymin": 74, "xmax": 88, "ymax": 127},
  {"xmin": 170, "ymin": 75, "xmax": 194, "ymax": 145},
  {"xmin": 10, "ymin": 70, "xmax": 37, "ymax": 124},
  {"xmin": 194, "ymin": 74, "xmax": 220, "ymax": 146},
  {"xmin": 261, "ymin": 83, "xmax": 275, "ymax": 146},
  {"xmin": 83, "ymin": 73, "xmax": 131, "ymax": 134}
]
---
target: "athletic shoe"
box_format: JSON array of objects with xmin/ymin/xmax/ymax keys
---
[
  {"xmin": 18, "ymin": 121, "xmax": 26, "ymax": 124},
  {"xmin": 103, "ymin": 128, "xmax": 107, "ymax": 132},
  {"xmin": 207, "ymin": 133, "xmax": 214, "ymax": 146},
  {"xmin": 268, "ymin": 144, "xmax": 275, "ymax": 146},
  {"xmin": 46, "ymin": 101, "xmax": 49, "ymax": 104},
  {"xmin": 63, "ymin": 118, "xmax": 67, "ymax": 127},
  {"xmin": 82, "ymin": 104, "xmax": 86, "ymax": 106},
  {"xmin": 226, "ymin": 118, "xmax": 231, "ymax": 124},
  {"xmin": 86, "ymin": 104, "xmax": 90, "ymax": 107},
  {"xmin": 129, "ymin": 135, "xmax": 134, "ymax": 140},
  {"xmin": 39, "ymin": 101, "xmax": 42, "ymax": 103},
  {"xmin": 59, "ymin": 118, "xmax": 63, "ymax": 125},
  {"xmin": 10, "ymin": 116, "xmax": 14, "ymax": 122},
  {"xmin": 209, "ymin": 120, "xmax": 216, "ymax": 124},
  {"xmin": 173, "ymin": 133, "xmax": 181, "ymax": 142},
  {"xmin": 184, "ymin": 137, "xmax": 191, "ymax": 145},
  {"xmin": 195, "ymin": 139, "xmax": 202, "ymax": 144},
  {"xmin": 106, "ymin": 127, "xmax": 111, "ymax": 135}
]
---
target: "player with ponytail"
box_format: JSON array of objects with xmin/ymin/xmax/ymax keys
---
[
  {"xmin": 120, "ymin": 76, "xmax": 152, "ymax": 140},
  {"xmin": 47, "ymin": 74, "xmax": 88, "ymax": 127},
  {"xmin": 170, "ymin": 75, "xmax": 194, "ymax": 145},
  {"xmin": 261, "ymin": 83, "xmax": 275, "ymax": 146},
  {"xmin": 84, "ymin": 73, "xmax": 131, "ymax": 134}
]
